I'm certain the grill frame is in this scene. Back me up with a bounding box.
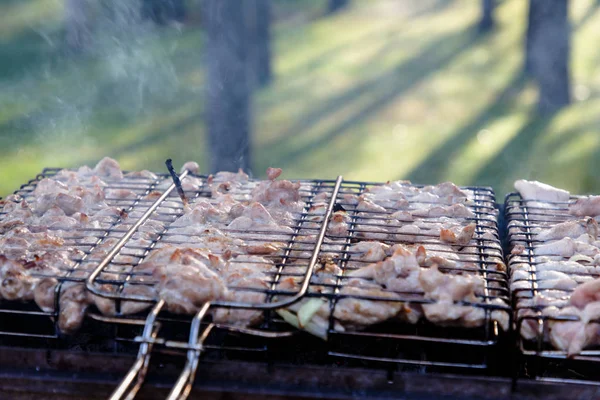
[0,168,171,339]
[297,182,512,371]
[0,166,515,398]
[0,168,344,340]
[504,191,600,382]
[84,171,345,311]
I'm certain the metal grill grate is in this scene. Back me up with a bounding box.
[505,192,600,382]
[1,167,512,399]
[307,182,511,371]
[84,172,342,312]
[0,168,168,338]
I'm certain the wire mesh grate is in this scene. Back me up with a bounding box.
[0,168,169,338]
[295,182,512,371]
[505,192,600,382]
[1,168,509,378]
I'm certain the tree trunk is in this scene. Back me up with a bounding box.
[478,0,495,33]
[203,0,252,173]
[171,0,186,22]
[247,0,273,87]
[141,0,185,24]
[255,0,272,86]
[524,0,535,75]
[328,0,348,14]
[528,0,571,114]
[65,0,92,51]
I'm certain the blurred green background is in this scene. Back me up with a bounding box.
[0,0,599,197]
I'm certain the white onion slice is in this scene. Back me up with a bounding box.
[569,254,594,264]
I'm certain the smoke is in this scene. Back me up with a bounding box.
[89,0,180,114]
[2,0,181,154]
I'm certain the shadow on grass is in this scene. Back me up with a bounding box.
[471,113,556,188]
[0,27,66,81]
[274,0,457,84]
[75,107,204,167]
[408,0,456,19]
[272,27,392,86]
[263,25,485,168]
[404,71,527,184]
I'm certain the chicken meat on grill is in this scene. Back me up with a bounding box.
[0,157,169,332]
[282,244,508,337]
[2,161,505,341]
[514,180,570,203]
[534,217,598,242]
[510,179,600,355]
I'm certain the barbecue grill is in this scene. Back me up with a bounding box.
[505,192,600,383]
[1,166,597,399]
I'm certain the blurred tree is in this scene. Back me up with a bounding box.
[65,0,92,51]
[141,0,185,24]
[328,0,349,14]
[478,0,495,33]
[247,0,273,87]
[203,0,252,172]
[524,0,534,75]
[527,0,570,114]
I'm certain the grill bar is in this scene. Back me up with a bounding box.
[86,174,344,310]
[166,304,213,400]
[310,183,510,370]
[85,170,190,302]
[505,191,600,382]
[109,300,164,400]
[1,167,514,398]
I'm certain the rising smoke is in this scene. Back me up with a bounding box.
[3,0,181,150]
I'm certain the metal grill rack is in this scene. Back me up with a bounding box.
[85,173,342,312]
[505,192,600,382]
[251,182,512,373]
[1,167,512,399]
[77,170,344,399]
[0,168,169,339]
[0,167,343,399]
[102,180,510,399]
[295,181,511,372]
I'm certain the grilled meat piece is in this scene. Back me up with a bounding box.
[569,278,600,309]
[94,157,124,180]
[0,256,35,300]
[440,222,476,245]
[534,236,600,258]
[569,196,600,217]
[535,217,598,241]
[348,241,389,263]
[514,179,570,202]
[546,304,600,356]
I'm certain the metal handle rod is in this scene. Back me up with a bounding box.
[86,170,190,298]
[110,300,165,400]
[87,174,344,311]
[210,175,345,309]
[166,303,214,400]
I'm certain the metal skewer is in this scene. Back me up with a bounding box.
[166,159,188,206]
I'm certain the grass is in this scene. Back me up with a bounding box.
[1,0,600,198]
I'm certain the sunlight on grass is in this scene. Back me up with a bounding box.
[0,0,62,39]
[1,0,600,200]
[447,112,530,186]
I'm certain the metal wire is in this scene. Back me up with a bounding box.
[505,192,600,371]
[85,172,344,310]
[109,300,165,400]
[0,168,168,337]
[2,169,511,397]
[315,182,510,370]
